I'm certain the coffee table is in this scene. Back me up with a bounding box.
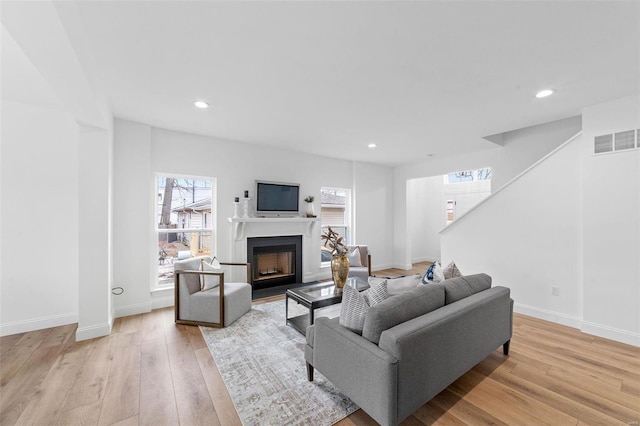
[285,277,369,335]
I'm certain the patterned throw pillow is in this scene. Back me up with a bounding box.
[364,279,388,306]
[347,246,363,267]
[339,285,369,334]
[442,261,463,280]
[422,261,444,284]
[339,280,389,334]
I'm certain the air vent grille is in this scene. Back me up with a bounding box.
[614,130,635,150]
[594,129,638,155]
[594,134,613,153]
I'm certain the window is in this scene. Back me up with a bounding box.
[320,187,351,263]
[156,175,215,287]
[445,167,492,184]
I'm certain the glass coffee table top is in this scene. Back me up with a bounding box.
[285,277,369,334]
[295,277,369,299]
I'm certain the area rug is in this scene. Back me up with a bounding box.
[199,300,358,426]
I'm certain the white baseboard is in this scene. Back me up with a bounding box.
[114,301,152,319]
[410,257,432,264]
[152,294,174,310]
[514,303,639,347]
[514,303,582,329]
[581,321,640,347]
[371,263,394,273]
[76,321,112,341]
[391,263,413,271]
[0,312,78,337]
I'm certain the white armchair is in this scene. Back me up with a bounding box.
[347,245,372,280]
[174,256,251,328]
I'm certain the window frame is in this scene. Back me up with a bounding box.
[319,186,352,266]
[152,173,217,290]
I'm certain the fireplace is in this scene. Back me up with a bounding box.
[247,235,302,290]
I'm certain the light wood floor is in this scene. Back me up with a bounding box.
[1,262,639,425]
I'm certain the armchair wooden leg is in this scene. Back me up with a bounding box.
[503,339,510,355]
[306,363,314,381]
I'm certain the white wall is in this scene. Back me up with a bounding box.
[77,125,113,340]
[440,95,640,346]
[581,95,639,344]
[353,162,395,271]
[1,9,114,339]
[394,116,582,268]
[441,134,584,328]
[0,101,80,335]
[407,176,442,262]
[112,120,395,315]
[408,176,491,263]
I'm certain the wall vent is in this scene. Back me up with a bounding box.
[594,134,613,153]
[594,129,638,155]
[614,130,635,151]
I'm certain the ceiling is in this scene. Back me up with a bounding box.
[6,1,640,166]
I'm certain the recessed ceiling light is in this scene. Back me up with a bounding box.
[368,143,377,148]
[535,89,554,98]
[194,101,210,109]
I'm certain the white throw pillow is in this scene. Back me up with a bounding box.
[432,262,445,283]
[422,261,445,284]
[371,274,422,295]
[347,246,363,267]
[201,259,222,291]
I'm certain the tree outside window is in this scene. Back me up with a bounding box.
[156,175,215,287]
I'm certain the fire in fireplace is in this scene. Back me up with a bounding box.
[247,236,302,290]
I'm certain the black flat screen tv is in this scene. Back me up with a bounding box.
[255,181,300,216]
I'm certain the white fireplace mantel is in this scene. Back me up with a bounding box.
[227,217,321,283]
[228,217,319,241]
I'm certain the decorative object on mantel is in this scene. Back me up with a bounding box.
[322,226,349,290]
[243,190,251,218]
[233,197,241,218]
[304,195,316,218]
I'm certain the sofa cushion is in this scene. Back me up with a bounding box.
[362,284,445,344]
[439,273,492,304]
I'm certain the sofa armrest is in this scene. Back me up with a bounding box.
[313,317,399,426]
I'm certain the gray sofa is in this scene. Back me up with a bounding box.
[305,273,513,426]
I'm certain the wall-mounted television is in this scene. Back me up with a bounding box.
[255,180,300,217]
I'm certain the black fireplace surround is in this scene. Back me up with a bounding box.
[247,235,302,290]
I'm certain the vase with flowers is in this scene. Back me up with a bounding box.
[321,227,349,290]
[304,196,315,218]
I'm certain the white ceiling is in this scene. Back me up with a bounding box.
[10,1,640,166]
